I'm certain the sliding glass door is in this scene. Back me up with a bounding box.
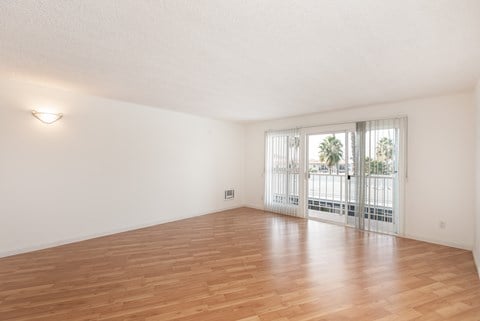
[264,129,301,216]
[264,118,406,235]
[305,126,354,224]
[346,118,406,234]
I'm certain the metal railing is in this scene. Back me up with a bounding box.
[270,173,394,213]
[270,173,394,205]
[308,173,394,208]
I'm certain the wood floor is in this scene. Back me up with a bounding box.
[1,208,479,321]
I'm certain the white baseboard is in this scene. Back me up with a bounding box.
[243,204,265,211]
[474,249,480,279]
[399,233,472,251]
[244,206,473,251]
[0,205,244,259]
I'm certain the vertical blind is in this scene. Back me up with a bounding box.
[264,128,300,216]
[264,117,407,235]
[348,117,407,234]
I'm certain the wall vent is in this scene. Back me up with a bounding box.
[224,189,235,200]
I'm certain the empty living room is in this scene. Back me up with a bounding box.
[2,1,480,320]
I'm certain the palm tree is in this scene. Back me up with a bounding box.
[374,137,394,174]
[365,157,388,175]
[376,137,393,162]
[319,135,344,174]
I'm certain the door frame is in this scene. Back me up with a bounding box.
[299,123,356,221]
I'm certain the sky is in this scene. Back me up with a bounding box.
[308,129,396,163]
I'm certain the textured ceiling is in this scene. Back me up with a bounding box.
[1,1,480,122]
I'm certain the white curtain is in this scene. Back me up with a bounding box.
[264,128,301,217]
[348,117,407,234]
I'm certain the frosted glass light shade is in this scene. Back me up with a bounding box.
[32,110,63,124]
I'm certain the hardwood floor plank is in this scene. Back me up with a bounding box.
[0,208,479,320]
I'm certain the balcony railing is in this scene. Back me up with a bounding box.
[308,173,394,222]
[308,173,393,207]
[271,172,394,222]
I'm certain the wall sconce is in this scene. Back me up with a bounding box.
[32,110,63,124]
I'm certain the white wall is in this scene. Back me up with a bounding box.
[475,79,480,274]
[245,93,475,250]
[0,78,245,257]
[1,76,476,257]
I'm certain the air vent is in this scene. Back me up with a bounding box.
[224,189,235,200]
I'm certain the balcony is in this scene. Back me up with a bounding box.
[271,172,394,223]
[308,173,394,222]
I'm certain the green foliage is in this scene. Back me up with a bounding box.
[318,135,343,173]
[365,157,391,175]
[376,137,393,162]
[366,137,395,175]
[317,135,394,175]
